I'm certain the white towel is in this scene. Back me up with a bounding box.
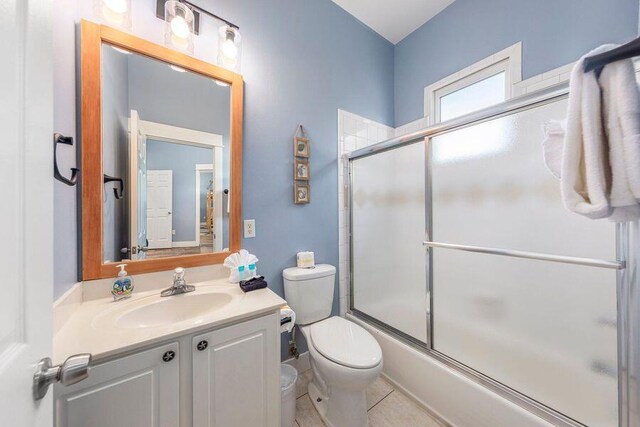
[600,52,640,221]
[556,44,640,221]
[280,306,296,333]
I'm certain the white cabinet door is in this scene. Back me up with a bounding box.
[193,313,280,427]
[55,343,180,427]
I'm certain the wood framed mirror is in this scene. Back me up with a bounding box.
[80,20,243,280]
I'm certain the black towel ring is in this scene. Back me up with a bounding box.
[53,133,79,186]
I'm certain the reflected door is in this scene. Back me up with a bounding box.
[146,170,173,249]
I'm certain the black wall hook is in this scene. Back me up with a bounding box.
[54,133,79,186]
[104,175,124,200]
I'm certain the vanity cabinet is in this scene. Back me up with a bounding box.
[192,314,280,427]
[54,342,180,427]
[54,312,280,427]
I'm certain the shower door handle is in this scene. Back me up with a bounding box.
[423,241,624,270]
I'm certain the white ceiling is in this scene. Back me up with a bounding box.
[332,0,456,44]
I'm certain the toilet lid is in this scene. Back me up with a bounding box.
[310,317,382,369]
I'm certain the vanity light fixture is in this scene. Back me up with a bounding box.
[96,0,131,29]
[164,0,195,53]
[218,25,242,72]
[159,0,242,72]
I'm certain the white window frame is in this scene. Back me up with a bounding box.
[424,42,522,125]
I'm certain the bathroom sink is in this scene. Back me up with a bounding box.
[94,291,236,330]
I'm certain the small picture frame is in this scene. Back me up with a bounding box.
[294,158,310,181]
[294,181,310,204]
[294,137,310,158]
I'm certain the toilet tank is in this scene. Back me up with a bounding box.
[283,264,336,325]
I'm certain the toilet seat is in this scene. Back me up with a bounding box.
[309,317,382,369]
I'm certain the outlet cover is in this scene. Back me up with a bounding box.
[244,219,256,238]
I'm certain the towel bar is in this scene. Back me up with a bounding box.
[423,241,625,270]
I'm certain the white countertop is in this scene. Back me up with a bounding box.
[54,278,286,365]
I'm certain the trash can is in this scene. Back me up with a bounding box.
[281,363,298,427]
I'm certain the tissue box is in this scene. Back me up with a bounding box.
[297,251,315,268]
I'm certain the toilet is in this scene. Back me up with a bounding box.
[283,264,383,427]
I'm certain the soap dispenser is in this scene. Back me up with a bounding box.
[112,264,134,301]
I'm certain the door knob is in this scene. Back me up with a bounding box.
[33,353,91,400]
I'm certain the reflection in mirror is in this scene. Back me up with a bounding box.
[101,43,230,263]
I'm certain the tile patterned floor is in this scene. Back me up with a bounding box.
[294,368,445,427]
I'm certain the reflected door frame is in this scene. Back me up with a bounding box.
[128,109,224,255]
[195,161,223,252]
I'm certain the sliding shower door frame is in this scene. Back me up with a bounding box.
[348,82,635,427]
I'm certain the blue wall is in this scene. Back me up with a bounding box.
[394,0,640,126]
[146,140,213,242]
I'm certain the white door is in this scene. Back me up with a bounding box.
[0,0,54,425]
[54,343,180,427]
[147,170,173,249]
[192,313,281,427]
[128,110,148,259]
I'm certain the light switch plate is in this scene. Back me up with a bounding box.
[244,219,256,238]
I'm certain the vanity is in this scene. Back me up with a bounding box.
[54,276,284,427]
[52,21,283,427]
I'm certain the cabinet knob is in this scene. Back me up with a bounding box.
[162,351,176,362]
[196,340,208,351]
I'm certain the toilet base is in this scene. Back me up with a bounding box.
[308,376,369,427]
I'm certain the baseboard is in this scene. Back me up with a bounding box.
[172,241,198,248]
[283,351,311,373]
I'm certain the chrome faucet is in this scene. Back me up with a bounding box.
[161,267,196,297]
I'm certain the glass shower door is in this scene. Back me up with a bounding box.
[351,141,428,343]
[429,97,618,427]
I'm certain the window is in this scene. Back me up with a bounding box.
[424,43,522,124]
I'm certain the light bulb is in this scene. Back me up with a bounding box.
[221,38,238,60]
[169,65,187,73]
[170,16,190,39]
[102,0,127,14]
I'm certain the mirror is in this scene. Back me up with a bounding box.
[101,43,230,262]
[81,21,243,280]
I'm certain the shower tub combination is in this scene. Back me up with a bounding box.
[346,84,640,427]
